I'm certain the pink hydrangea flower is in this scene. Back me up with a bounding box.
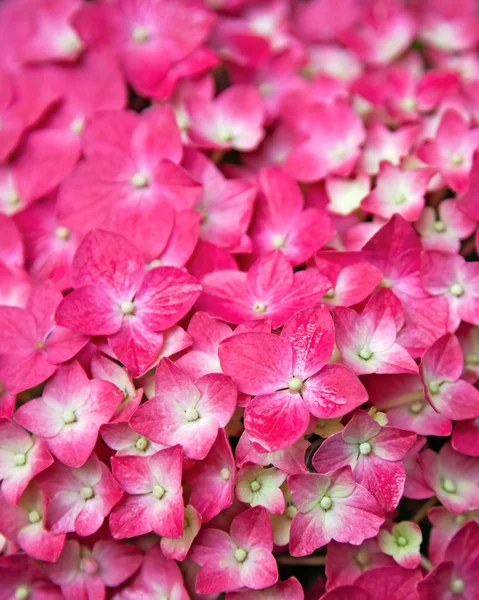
[220,305,367,451]
[235,464,287,514]
[191,506,278,594]
[428,506,479,565]
[288,466,384,556]
[55,229,201,375]
[109,445,184,539]
[15,360,123,468]
[0,417,53,505]
[312,410,416,512]
[0,554,63,600]
[377,521,422,569]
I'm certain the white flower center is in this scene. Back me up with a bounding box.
[250,481,261,492]
[271,234,286,249]
[80,486,94,500]
[234,548,247,562]
[60,32,83,53]
[396,535,408,547]
[28,510,41,523]
[253,301,267,314]
[324,289,335,299]
[355,550,370,567]
[455,514,467,524]
[185,408,199,422]
[56,226,71,240]
[443,479,457,494]
[450,577,465,594]
[131,173,150,188]
[359,442,372,455]
[394,192,407,205]
[63,410,76,424]
[288,377,303,393]
[121,300,135,315]
[15,586,30,600]
[409,400,425,414]
[450,283,464,297]
[286,505,298,518]
[152,485,165,499]
[433,220,446,233]
[147,259,162,270]
[450,153,464,167]
[320,496,332,511]
[131,26,150,43]
[359,348,373,360]
[135,436,149,451]
[220,468,231,481]
[70,118,84,135]
[428,381,440,394]
[400,97,416,112]
[14,453,26,466]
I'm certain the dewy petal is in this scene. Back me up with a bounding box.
[353,454,406,513]
[244,390,310,452]
[219,332,293,395]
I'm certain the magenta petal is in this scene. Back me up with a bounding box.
[108,317,164,376]
[244,390,310,452]
[353,455,406,513]
[240,547,278,589]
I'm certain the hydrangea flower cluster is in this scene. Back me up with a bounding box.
[2,0,479,598]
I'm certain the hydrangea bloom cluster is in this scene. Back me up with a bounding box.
[2,0,479,598]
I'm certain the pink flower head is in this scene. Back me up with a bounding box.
[377,521,422,569]
[312,410,416,512]
[324,174,371,216]
[113,543,189,600]
[359,122,419,175]
[183,149,256,253]
[187,84,265,151]
[418,522,479,599]
[55,229,201,375]
[364,373,452,437]
[0,418,53,505]
[418,1,479,52]
[161,503,202,562]
[421,251,479,331]
[420,443,479,514]
[184,428,236,523]
[37,452,123,536]
[417,109,479,194]
[15,360,123,468]
[283,99,365,182]
[235,464,287,514]
[0,483,65,562]
[428,506,479,565]
[325,538,395,590]
[91,353,143,423]
[131,358,237,460]
[226,577,304,600]
[0,283,88,394]
[73,0,214,96]
[249,166,334,265]
[199,250,330,327]
[14,196,82,292]
[57,107,201,260]
[420,333,479,421]
[236,431,308,475]
[191,506,278,594]
[100,422,165,457]
[415,199,476,253]
[288,466,384,556]
[44,539,143,600]
[361,163,434,222]
[220,305,368,451]
[0,553,63,600]
[333,293,418,376]
[109,445,184,539]
[0,129,78,216]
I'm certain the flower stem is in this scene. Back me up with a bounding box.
[411,497,438,523]
[276,555,326,566]
[420,555,433,572]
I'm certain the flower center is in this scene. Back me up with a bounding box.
[152,485,165,499]
[450,577,465,594]
[380,278,392,288]
[253,301,267,314]
[450,283,464,297]
[442,479,457,494]
[359,442,372,455]
[359,348,373,360]
[320,496,332,511]
[220,468,231,481]
[428,380,440,394]
[250,481,261,492]
[63,410,76,424]
[450,153,464,167]
[131,173,150,188]
[185,408,199,422]
[324,289,335,299]
[80,556,99,575]
[288,377,303,393]
[70,118,85,135]
[394,192,407,205]
[14,453,26,466]
[433,220,446,233]
[234,548,247,562]
[60,32,83,53]
[409,400,425,414]
[131,26,150,43]
[400,96,416,112]
[28,510,41,523]
[271,234,286,249]
[455,514,467,524]
[15,586,30,600]
[396,535,408,547]
[56,226,71,240]
[34,340,45,351]
[147,259,162,270]
[355,550,370,567]
[286,505,298,519]
[121,300,135,315]
[135,436,149,451]
[80,486,94,500]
